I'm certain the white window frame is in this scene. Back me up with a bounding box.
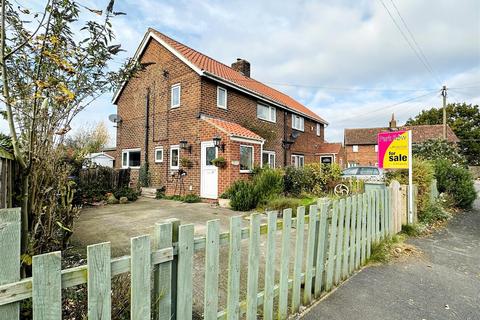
[240,145,254,173]
[292,115,304,131]
[262,151,276,168]
[352,145,359,153]
[171,84,181,108]
[291,154,305,168]
[316,123,321,136]
[121,148,141,169]
[170,145,180,170]
[217,86,227,109]
[154,146,164,163]
[320,155,334,164]
[374,144,378,153]
[257,104,276,123]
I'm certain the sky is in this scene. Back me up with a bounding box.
[4,0,480,144]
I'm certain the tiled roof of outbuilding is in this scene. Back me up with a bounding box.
[202,117,264,141]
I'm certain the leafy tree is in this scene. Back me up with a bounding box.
[0,0,143,257]
[64,122,110,158]
[412,139,467,166]
[406,103,480,165]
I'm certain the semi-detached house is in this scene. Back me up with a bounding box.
[113,28,329,199]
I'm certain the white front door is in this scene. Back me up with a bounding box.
[200,141,218,199]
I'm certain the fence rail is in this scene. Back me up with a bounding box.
[0,185,407,320]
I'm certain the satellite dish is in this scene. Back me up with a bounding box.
[108,114,122,126]
[291,131,300,140]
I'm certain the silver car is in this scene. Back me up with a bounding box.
[341,166,384,181]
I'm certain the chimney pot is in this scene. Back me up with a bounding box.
[231,58,251,77]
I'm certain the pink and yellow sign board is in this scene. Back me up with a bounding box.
[378,130,410,169]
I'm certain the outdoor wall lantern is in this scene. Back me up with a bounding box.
[213,136,225,152]
[179,140,192,153]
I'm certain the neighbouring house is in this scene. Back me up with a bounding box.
[344,114,459,167]
[112,28,329,199]
[316,142,344,167]
[84,151,115,168]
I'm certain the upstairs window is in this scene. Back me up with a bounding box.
[292,115,304,131]
[374,144,378,153]
[257,104,276,123]
[217,86,227,109]
[171,84,181,108]
[352,145,359,153]
[122,149,141,169]
[316,123,321,136]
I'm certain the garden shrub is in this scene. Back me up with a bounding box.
[413,139,467,166]
[263,197,303,215]
[284,163,341,196]
[386,158,434,215]
[252,168,284,202]
[419,201,451,225]
[183,194,201,203]
[113,186,139,202]
[228,180,258,211]
[433,159,476,209]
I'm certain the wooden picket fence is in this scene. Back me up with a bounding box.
[0,186,406,320]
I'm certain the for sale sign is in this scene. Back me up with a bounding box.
[378,130,410,169]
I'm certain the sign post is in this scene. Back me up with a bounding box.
[378,130,413,224]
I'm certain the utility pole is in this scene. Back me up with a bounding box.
[442,85,447,139]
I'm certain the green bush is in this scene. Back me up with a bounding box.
[229,180,258,211]
[386,158,434,215]
[155,186,166,199]
[262,197,317,216]
[419,202,451,225]
[413,139,468,166]
[284,163,341,196]
[183,194,201,203]
[113,187,139,202]
[252,168,284,202]
[433,159,476,209]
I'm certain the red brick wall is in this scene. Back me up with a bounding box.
[115,37,327,198]
[345,144,379,166]
[200,78,325,167]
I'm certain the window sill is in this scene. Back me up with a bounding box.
[257,117,276,124]
[122,166,140,170]
[240,170,252,174]
[155,160,164,163]
[217,105,227,110]
[292,128,304,132]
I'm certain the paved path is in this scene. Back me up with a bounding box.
[302,182,480,320]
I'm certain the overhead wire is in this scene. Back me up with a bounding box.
[378,0,442,86]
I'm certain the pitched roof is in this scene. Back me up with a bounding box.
[114,28,326,124]
[344,124,459,145]
[202,116,264,141]
[318,142,343,154]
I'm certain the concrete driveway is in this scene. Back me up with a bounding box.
[71,197,247,256]
[301,182,480,320]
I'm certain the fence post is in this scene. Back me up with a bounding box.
[246,214,260,320]
[304,205,317,305]
[167,218,180,320]
[227,216,242,320]
[176,224,194,320]
[264,212,278,319]
[33,251,62,320]
[154,221,173,320]
[334,199,345,285]
[292,206,305,312]
[278,209,292,320]
[0,208,21,320]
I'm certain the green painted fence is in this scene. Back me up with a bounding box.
[0,186,405,320]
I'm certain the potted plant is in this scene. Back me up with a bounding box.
[211,157,227,168]
[180,157,193,169]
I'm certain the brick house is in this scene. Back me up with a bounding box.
[112,28,328,199]
[344,115,459,167]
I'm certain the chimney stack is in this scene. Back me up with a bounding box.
[389,113,397,130]
[231,58,250,77]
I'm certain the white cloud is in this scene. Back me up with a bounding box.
[1,0,479,145]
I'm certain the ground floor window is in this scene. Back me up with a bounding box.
[155,147,164,163]
[262,151,275,168]
[320,155,333,165]
[121,148,141,168]
[348,162,358,168]
[291,154,304,168]
[240,145,254,172]
[170,145,180,170]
